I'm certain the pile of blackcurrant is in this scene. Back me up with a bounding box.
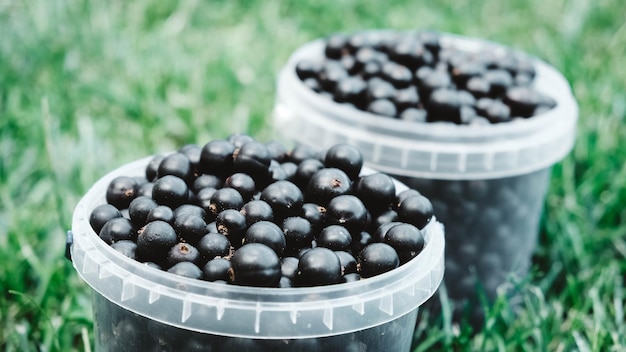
[90,134,434,288]
[295,30,556,124]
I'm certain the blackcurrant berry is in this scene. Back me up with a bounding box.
[317,225,352,251]
[202,258,231,282]
[128,196,158,227]
[229,243,281,287]
[260,180,304,220]
[106,176,139,209]
[157,152,194,184]
[99,217,135,244]
[152,175,189,209]
[197,232,231,262]
[324,144,363,180]
[242,221,286,256]
[137,220,178,264]
[326,195,368,235]
[167,242,201,267]
[167,261,203,279]
[359,243,399,278]
[199,140,236,176]
[297,247,342,287]
[90,204,122,234]
[397,195,433,229]
[306,168,352,205]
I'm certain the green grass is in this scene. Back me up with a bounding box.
[1,0,625,350]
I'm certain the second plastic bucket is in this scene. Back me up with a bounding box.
[70,156,445,351]
[273,31,578,324]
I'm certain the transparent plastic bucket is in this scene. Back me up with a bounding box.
[273,31,578,324]
[70,156,445,351]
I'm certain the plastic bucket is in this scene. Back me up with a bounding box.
[70,156,445,351]
[273,31,578,324]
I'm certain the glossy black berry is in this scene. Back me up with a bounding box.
[335,251,357,274]
[268,160,288,182]
[209,188,244,216]
[227,133,255,148]
[167,261,203,279]
[342,273,361,283]
[353,231,374,253]
[229,243,281,287]
[392,86,420,111]
[224,173,256,201]
[426,88,464,124]
[381,62,412,88]
[326,195,368,235]
[317,225,352,251]
[366,78,396,102]
[145,154,164,182]
[476,98,512,124]
[504,86,547,117]
[192,187,217,213]
[233,141,271,180]
[371,209,399,232]
[391,39,433,70]
[137,220,178,263]
[199,140,236,176]
[373,221,403,242]
[178,144,202,170]
[106,176,139,209]
[297,247,342,287]
[294,158,325,188]
[300,203,326,231]
[280,256,300,280]
[192,174,223,193]
[287,143,320,164]
[354,173,396,214]
[334,76,367,108]
[465,76,491,99]
[99,217,135,244]
[174,204,208,221]
[400,107,427,122]
[325,33,349,59]
[384,223,425,264]
[128,196,158,227]
[243,221,286,256]
[324,144,363,180]
[110,240,137,259]
[146,205,174,225]
[152,175,189,209]
[306,168,352,205]
[265,141,288,162]
[240,199,274,227]
[173,213,207,244]
[367,98,397,117]
[216,209,248,244]
[202,258,231,282]
[260,180,304,220]
[137,182,154,198]
[397,195,434,229]
[167,242,201,267]
[282,216,313,254]
[157,152,194,184]
[359,243,400,278]
[197,232,231,262]
[90,204,122,234]
[484,69,514,97]
[295,59,322,80]
[319,61,348,92]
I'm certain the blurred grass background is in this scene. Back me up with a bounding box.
[1,0,625,350]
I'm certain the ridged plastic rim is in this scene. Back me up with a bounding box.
[71,156,445,338]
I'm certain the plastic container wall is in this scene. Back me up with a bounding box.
[71,156,445,351]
